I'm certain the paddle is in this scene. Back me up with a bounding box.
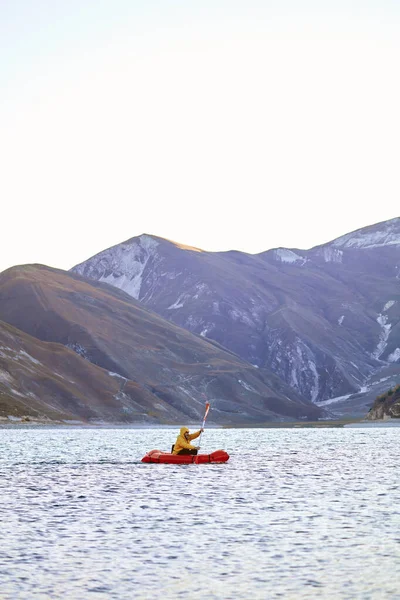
[197,401,210,451]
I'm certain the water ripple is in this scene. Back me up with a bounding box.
[1,428,400,599]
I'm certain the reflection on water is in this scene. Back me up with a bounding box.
[1,427,400,599]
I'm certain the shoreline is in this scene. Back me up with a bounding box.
[2,418,399,430]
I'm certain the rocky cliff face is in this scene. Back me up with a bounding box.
[0,265,323,424]
[72,218,400,412]
[366,384,400,420]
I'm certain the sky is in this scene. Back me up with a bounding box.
[1,0,399,273]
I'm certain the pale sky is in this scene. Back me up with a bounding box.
[1,1,399,273]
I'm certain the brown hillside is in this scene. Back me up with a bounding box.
[0,265,323,424]
[0,320,185,423]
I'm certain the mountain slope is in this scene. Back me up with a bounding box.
[71,218,400,413]
[0,319,177,423]
[0,265,322,423]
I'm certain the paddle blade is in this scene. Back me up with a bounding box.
[201,402,210,429]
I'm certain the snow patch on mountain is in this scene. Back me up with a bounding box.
[185,315,205,330]
[229,308,255,327]
[99,237,159,299]
[274,249,306,264]
[307,360,320,402]
[281,338,320,402]
[349,362,365,383]
[9,388,25,397]
[167,284,210,310]
[108,371,127,380]
[167,296,186,310]
[73,235,160,300]
[140,235,159,253]
[193,283,209,299]
[383,300,396,312]
[200,324,214,338]
[0,369,14,384]
[0,346,12,357]
[317,247,343,263]
[331,218,400,249]
[238,379,257,393]
[19,350,41,365]
[212,301,220,315]
[67,342,89,360]
[325,248,343,263]
[319,392,352,407]
[372,314,391,359]
[101,272,142,299]
[162,271,183,279]
[0,347,41,369]
[388,348,400,363]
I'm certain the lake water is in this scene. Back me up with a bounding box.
[1,427,400,599]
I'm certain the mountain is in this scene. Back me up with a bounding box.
[0,265,322,424]
[72,217,400,416]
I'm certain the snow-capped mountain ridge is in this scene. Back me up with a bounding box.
[328,217,400,250]
[71,218,400,414]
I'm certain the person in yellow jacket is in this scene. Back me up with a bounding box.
[172,426,203,455]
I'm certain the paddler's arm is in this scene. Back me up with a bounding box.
[188,429,203,441]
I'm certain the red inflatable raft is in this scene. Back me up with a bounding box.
[141,449,229,464]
